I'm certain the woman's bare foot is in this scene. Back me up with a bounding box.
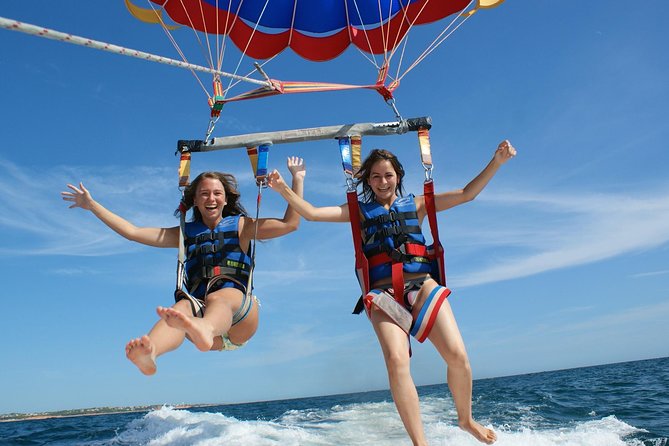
[156,306,213,352]
[125,335,157,376]
[459,419,497,444]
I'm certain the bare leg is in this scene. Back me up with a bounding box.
[157,288,241,351]
[427,299,497,444]
[370,308,428,446]
[125,335,157,375]
[125,299,191,375]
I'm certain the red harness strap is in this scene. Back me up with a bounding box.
[423,179,446,285]
[367,243,429,268]
[346,189,370,295]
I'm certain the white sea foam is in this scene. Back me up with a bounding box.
[112,403,650,446]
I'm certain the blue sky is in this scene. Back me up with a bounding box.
[1,1,668,414]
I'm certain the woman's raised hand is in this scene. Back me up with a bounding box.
[62,182,94,210]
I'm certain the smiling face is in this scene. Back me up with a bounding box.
[367,159,399,206]
[357,149,405,205]
[193,177,227,227]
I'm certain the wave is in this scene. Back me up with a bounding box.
[99,401,662,446]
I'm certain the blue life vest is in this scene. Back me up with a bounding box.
[183,215,252,298]
[359,194,432,284]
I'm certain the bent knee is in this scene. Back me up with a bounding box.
[447,349,471,370]
[383,350,411,374]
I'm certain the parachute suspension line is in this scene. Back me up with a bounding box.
[245,144,271,302]
[218,0,245,77]
[345,0,381,68]
[380,0,457,86]
[215,0,221,71]
[172,0,216,72]
[219,54,281,103]
[143,0,210,97]
[393,29,411,85]
[375,0,390,64]
[387,0,431,84]
[194,0,219,72]
[380,0,402,68]
[212,0,249,100]
[398,0,476,82]
[351,0,382,70]
[224,0,274,99]
[172,0,221,118]
[350,0,402,104]
[214,0,234,73]
[287,0,299,48]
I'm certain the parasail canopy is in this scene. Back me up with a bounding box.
[143,0,473,61]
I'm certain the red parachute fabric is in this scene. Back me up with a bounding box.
[149,0,470,61]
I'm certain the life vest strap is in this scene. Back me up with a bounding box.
[198,263,251,281]
[362,210,418,227]
[187,241,243,260]
[185,230,238,247]
[374,224,421,238]
[367,243,430,267]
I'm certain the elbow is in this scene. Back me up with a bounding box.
[460,187,480,204]
[284,218,300,233]
[462,193,476,204]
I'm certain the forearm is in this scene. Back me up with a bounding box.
[275,181,322,221]
[87,200,176,247]
[281,176,305,229]
[461,157,503,202]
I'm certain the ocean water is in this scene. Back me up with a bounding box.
[3,357,667,445]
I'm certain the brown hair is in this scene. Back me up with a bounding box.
[183,172,247,221]
[355,149,406,203]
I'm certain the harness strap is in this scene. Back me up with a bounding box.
[339,136,370,296]
[419,126,446,285]
[367,243,430,267]
[391,262,404,307]
[175,149,192,296]
[362,210,418,227]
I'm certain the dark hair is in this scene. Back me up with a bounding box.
[355,149,406,202]
[183,172,247,221]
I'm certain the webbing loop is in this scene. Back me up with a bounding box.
[417,127,433,182]
[178,151,191,188]
[338,136,362,192]
[246,144,271,187]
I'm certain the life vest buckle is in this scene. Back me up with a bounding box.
[380,225,402,237]
[389,248,404,262]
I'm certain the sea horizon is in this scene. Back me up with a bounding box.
[4,355,666,422]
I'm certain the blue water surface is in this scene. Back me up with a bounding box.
[2,357,667,445]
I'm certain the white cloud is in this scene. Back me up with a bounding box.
[0,157,175,257]
[631,269,669,278]
[4,156,669,293]
[451,188,669,287]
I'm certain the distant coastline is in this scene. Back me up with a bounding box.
[0,403,219,423]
